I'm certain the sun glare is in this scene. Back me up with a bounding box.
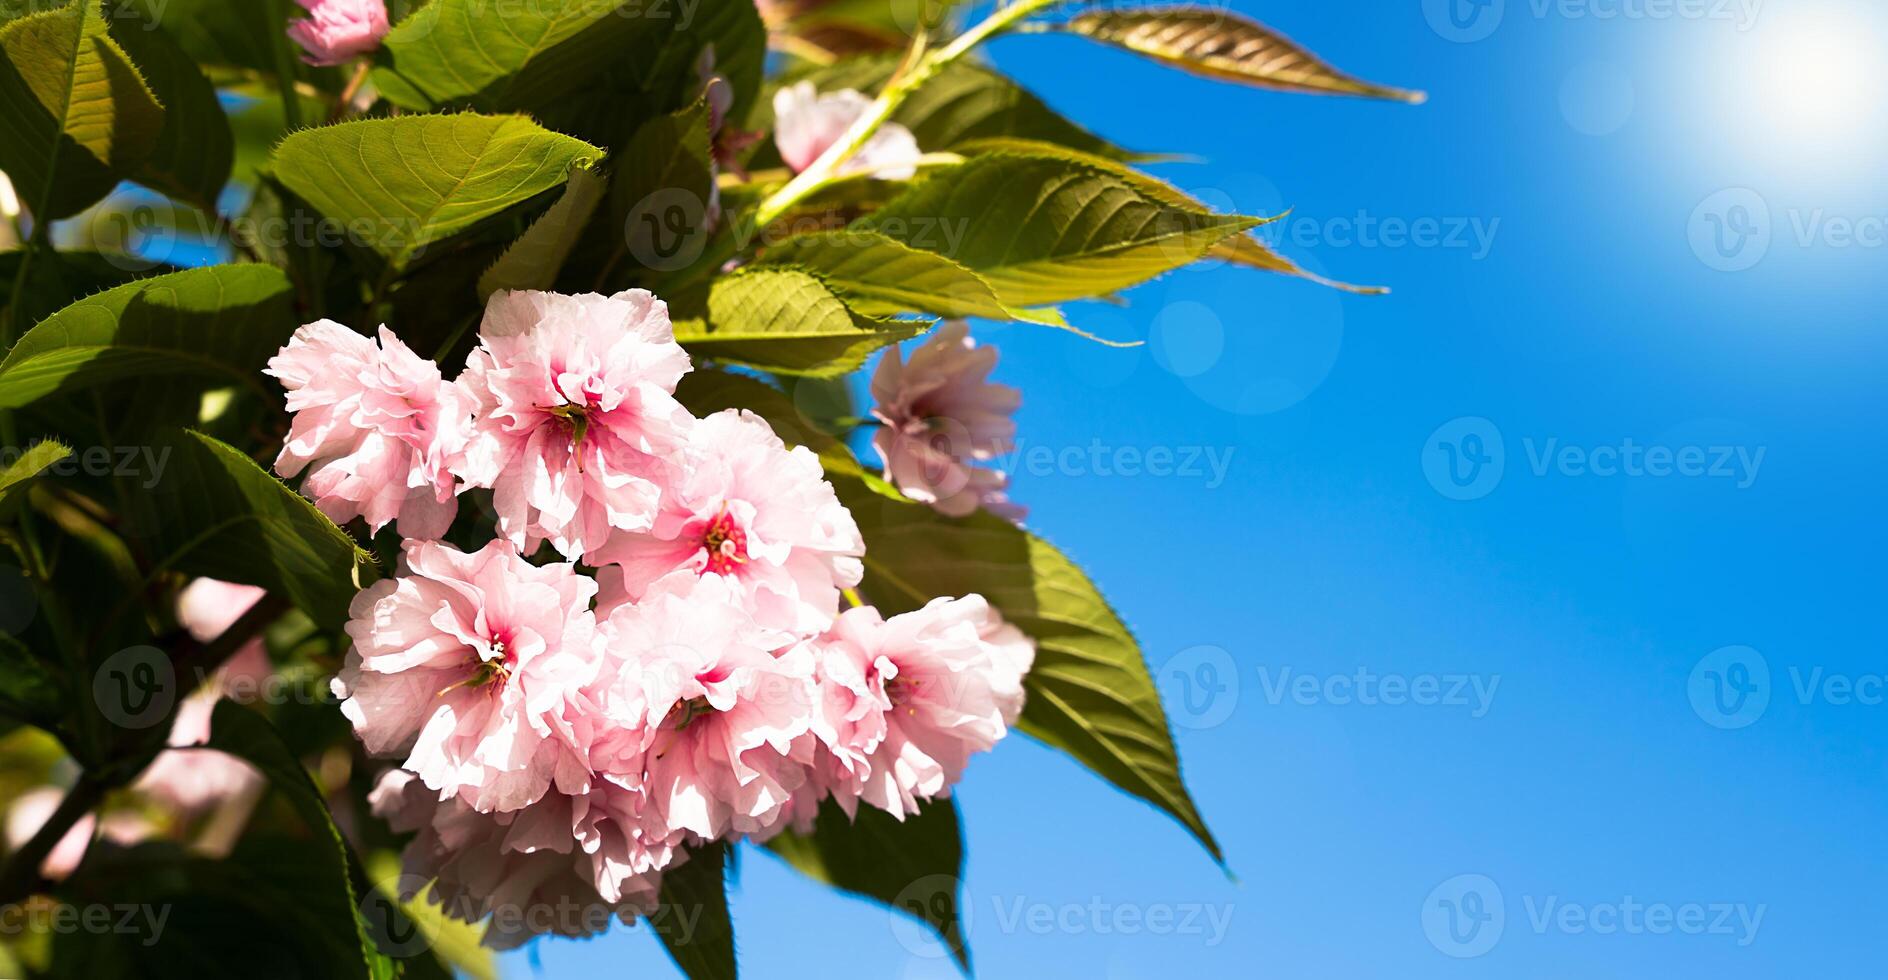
[1750,9,1882,149]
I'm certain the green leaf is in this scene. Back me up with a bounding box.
[1206,230,1387,294]
[0,263,294,410]
[650,842,735,980]
[478,164,608,301]
[0,439,68,508]
[0,248,157,323]
[649,0,767,128]
[364,851,497,980]
[48,841,373,980]
[109,11,234,211]
[760,231,1009,320]
[1052,7,1425,103]
[374,0,763,133]
[760,231,1078,333]
[854,152,1260,307]
[271,114,604,268]
[952,137,1383,294]
[124,429,372,626]
[839,488,1223,863]
[772,56,1132,160]
[767,797,969,969]
[0,631,61,726]
[0,0,165,219]
[203,702,391,979]
[374,0,652,112]
[612,97,716,276]
[672,266,928,377]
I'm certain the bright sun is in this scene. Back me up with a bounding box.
[1751,9,1881,147]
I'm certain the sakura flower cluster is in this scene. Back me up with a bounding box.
[269,289,1033,945]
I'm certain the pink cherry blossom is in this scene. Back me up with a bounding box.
[134,695,270,828]
[135,579,269,819]
[268,320,472,539]
[5,788,95,881]
[174,578,270,645]
[589,409,864,636]
[5,788,152,881]
[334,539,601,813]
[369,770,658,948]
[456,289,695,560]
[134,652,270,818]
[821,596,1033,818]
[773,81,923,180]
[871,321,1025,520]
[796,608,893,817]
[596,572,814,841]
[286,0,391,67]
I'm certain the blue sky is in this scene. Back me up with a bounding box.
[509,0,1888,976]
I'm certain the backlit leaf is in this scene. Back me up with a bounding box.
[0,0,165,219]
[672,266,928,376]
[1053,6,1425,103]
[0,264,294,410]
[855,152,1260,306]
[271,114,603,268]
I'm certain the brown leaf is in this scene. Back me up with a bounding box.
[1056,6,1426,103]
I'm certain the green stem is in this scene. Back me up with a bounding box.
[271,11,306,133]
[754,0,1059,228]
[331,60,372,123]
[660,0,1059,295]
